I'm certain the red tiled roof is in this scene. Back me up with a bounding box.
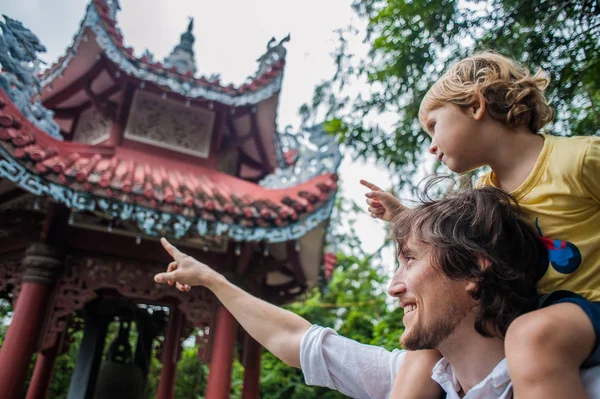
[0,91,337,228]
[39,0,286,98]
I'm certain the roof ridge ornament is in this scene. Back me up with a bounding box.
[260,124,341,189]
[255,34,290,77]
[163,16,197,75]
[141,49,154,62]
[40,5,287,105]
[0,15,62,139]
[104,0,121,21]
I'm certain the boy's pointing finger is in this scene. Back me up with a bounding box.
[360,179,383,192]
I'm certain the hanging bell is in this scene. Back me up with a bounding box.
[93,319,145,399]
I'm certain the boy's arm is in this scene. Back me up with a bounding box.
[390,350,444,399]
[360,179,406,221]
[154,238,311,368]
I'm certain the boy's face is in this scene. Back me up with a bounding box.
[421,103,492,173]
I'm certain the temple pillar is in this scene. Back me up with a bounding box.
[0,244,62,399]
[205,306,238,399]
[157,306,184,399]
[241,334,262,399]
[26,331,64,399]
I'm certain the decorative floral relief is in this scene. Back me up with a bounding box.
[73,107,111,144]
[125,90,214,158]
[41,254,215,351]
[0,255,22,296]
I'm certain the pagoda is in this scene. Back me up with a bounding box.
[0,1,341,398]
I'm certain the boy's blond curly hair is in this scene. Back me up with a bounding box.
[419,52,555,133]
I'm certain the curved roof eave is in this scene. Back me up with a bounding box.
[39,1,286,107]
[0,89,339,243]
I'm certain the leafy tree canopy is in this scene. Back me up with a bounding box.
[302,0,600,189]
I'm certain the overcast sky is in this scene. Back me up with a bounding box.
[2,0,395,268]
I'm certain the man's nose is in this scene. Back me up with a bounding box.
[387,277,406,297]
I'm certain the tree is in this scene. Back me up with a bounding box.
[303,0,600,190]
[0,299,12,347]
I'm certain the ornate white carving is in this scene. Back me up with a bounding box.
[0,146,336,243]
[256,35,290,76]
[261,125,342,189]
[124,90,214,158]
[0,16,62,139]
[73,106,111,144]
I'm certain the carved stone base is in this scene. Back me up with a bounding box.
[22,243,63,285]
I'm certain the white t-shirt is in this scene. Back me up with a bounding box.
[300,325,600,399]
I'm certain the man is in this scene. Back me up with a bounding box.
[154,184,600,398]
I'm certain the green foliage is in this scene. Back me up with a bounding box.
[304,0,600,190]
[43,329,83,398]
[0,299,12,347]
[174,346,209,399]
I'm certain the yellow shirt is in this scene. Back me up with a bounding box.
[478,134,600,301]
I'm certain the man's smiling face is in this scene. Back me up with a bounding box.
[388,235,475,350]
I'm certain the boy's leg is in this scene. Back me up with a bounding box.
[505,302,596,399]
[390,349,443,399]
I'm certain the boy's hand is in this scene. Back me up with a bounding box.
[154,238,221,292]
[360,179,405,222]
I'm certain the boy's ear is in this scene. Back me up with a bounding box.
[471,98,486,121]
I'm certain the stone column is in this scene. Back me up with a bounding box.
[157,306,184,399]
[205,306,238,399]
[0,244,62,399]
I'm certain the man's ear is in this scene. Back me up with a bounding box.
[476,254,491,271]
[471,98,486,121]
[466,255,491,293]
[465,280,478,293]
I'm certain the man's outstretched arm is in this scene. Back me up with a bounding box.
[154,238,311,368]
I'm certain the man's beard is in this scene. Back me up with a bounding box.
[401,304,467,350]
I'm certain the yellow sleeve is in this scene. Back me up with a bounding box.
[475,170,493,189]
[582,138,600,203]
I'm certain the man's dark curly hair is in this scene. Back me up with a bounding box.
[392,177,548,338]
